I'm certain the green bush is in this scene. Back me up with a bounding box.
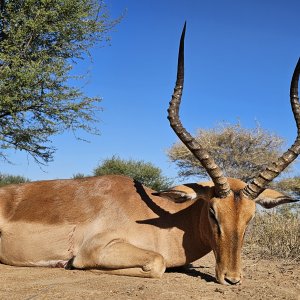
[72,173,86,179]
[0,173,30,187]
[93,156,173,191]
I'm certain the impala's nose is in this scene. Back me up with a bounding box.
[225,276,241,285]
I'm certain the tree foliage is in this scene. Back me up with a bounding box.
[0,173,29,186]
[275,176,300,197]
[167,122,286,182]
[72,173,86,179]
[0,0,119,163]
[93,156,173,191]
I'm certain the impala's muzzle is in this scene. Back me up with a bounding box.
[224,276,241,285]
[215,264,242,285]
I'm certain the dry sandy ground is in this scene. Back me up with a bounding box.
[1,253,299,300]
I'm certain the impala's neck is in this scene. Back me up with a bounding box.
[193,200,213,258]
[139,186,214,267]
[166,199,213,266]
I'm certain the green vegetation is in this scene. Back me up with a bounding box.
[93,156,173,191]
[72,173,86,179]
[0,0,119,163]
[0,173,29,187]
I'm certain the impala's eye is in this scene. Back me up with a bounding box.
[209,207,217,222]
[209,207,221,234]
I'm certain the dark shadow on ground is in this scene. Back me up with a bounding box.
[166,264,217,283]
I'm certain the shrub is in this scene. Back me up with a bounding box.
[0,173,30,187]
[72,173,86,179]
[93,156,173,191]
[244,209,300,261]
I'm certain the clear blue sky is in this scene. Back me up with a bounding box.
[2,0,300,183]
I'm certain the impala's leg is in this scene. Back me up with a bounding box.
[68,236,166,278]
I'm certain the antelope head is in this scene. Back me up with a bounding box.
[165,23,300,285]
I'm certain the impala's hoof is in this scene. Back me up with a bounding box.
[65,257,75,270]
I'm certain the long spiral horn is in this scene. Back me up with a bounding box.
[168,23,231,198]
[243,58,300,199]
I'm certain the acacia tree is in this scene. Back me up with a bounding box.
[94,156,173,191]
[275,177,300,197]
[0,0,118,163]
[167,122,287,182]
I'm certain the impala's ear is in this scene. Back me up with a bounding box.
[153,189,197,203]
[254,189,299,209]
[153,183,213,203]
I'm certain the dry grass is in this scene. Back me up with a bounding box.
[244,208,300,261]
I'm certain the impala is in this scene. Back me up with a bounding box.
[0,24,299,285]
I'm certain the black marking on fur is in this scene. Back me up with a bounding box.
[65,257,75,270]
[234,191,243,203]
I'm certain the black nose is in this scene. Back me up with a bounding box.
[225,277,240,285]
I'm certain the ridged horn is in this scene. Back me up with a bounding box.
[168,23,231,198]
[243,58,300,199]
